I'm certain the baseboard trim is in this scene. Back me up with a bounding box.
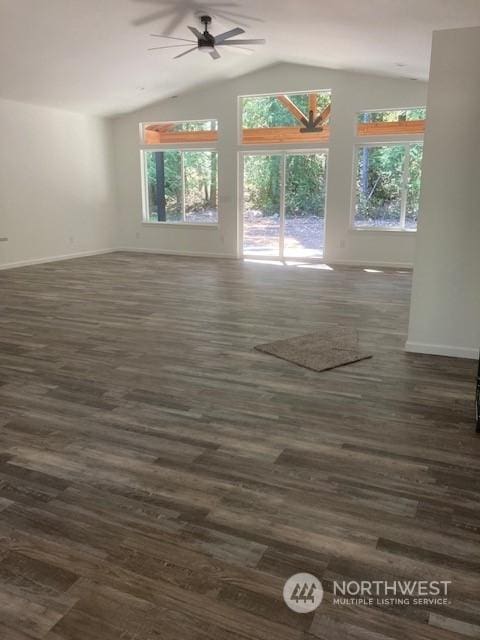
[324,258,413,269]
[0,248,115,271]
[405,341,479,360]
[117,247,235,259]
[119,249,412,268]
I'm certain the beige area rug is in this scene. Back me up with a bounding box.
[254,326,372,372]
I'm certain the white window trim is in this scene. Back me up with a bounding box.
[349,139,423,232]
[140,146,219,226]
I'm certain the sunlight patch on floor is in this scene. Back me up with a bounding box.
[244,259,334,270]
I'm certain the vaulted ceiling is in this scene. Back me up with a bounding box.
[1,0,480,115]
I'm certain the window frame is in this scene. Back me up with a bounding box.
[140,146,219,227]
[350,139,424,233]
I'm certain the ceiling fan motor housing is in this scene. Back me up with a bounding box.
[198,15,215,50]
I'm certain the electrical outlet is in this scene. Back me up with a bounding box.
[69,236,74,245]
[135,232,140,239]
[339,239,346,249]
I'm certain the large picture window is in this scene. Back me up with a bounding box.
[143,150,218,224]
[353,143,423,230]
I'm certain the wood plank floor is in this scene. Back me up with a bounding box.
[0,252,479,639]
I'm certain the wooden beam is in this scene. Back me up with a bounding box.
[357,120,425,136]
[308,93,317,117]
[145,122,175,133]
[143,122,176,143]
[144,130,219,144]
[242,126,330,145]
[158,130,218,143]
[144,129,162,144]
[315,104,331,127]
[276,95,308,126]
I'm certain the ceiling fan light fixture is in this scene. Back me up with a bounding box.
[198,44,216,53]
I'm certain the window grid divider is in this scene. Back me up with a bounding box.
[399,143,411,230]
[181,151,186,222]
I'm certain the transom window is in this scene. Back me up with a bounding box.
[353,142,423,231]
[357,108,426,137]
[141,119,218,145]
[241,91,331,145]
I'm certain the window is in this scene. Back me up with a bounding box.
[353,143,423,230]
[357,108,426,137]
[140,117,218,225]
[241,91,331,144]
[143,150,218,224]
[142,119,218,145]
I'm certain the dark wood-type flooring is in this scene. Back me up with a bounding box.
[0,252,479,639]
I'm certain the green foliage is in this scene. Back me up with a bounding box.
[356,146,404,222]
[358,108,426,123]
[406,143,423,225]
[172,119,217,132]
[242,92,331,129]
[146,150,217,222]
[243,153,327,217]
[355,143,423,226]
[244,155,281,215]
[285,155,326,216]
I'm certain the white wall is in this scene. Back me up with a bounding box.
[112,62,427,266]
[406,27,480,360]
[0,98,116,269]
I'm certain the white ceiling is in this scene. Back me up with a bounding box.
[1,0,480,116]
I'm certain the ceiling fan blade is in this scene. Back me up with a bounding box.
[225,45,253,55]
[218,38,266,45]
[148,44,195,50]
[132,8,175,27]
[160,12,186,37]
[210,49,221,60]
[188,26,203,39]
[150,34,196,43]
[214,27,245,43]
[173,46,198,59]
[213,8,264,23]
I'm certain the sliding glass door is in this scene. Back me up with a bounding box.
[242,151,327,258]
[242,154,282,256]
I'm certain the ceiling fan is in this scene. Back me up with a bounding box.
[149,14,266,60]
